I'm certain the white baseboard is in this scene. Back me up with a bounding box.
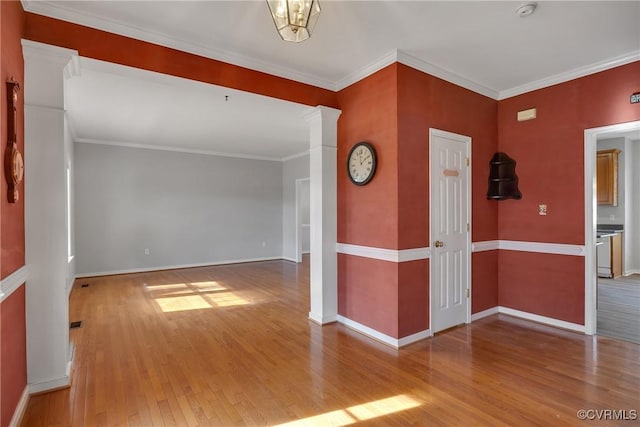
[471,306,499,321]
[308,312,337,325]
[498,306,585,333]
[281,256,298,263]
[8,386,29,427]
[28,374,70,394]
[624,269,640,276]
[75,256,283,278]
[337,315,430,349]
[397,328,432,347]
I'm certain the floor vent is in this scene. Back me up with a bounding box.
[69,321,83,329]
[81,284,90,288]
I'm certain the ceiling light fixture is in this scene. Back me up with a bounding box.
[516,3,537,17]
[267,0,321,43]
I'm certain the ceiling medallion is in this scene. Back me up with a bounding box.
[267,0,321,43]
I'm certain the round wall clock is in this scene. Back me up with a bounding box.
[347,142,377,185]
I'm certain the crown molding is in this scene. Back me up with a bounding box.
[498,50,640,100]
[335,50,399,91]
[281,150,310,162]
[335,49,499,99]
[396,50,499,100]
[23,1,639,103]
[75,138,287,162]
[21,0,336,91]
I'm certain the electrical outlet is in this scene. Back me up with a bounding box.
[144,248,150,255]
[609,214,615,220]
[538,204,547,216]
[262,241,266,248]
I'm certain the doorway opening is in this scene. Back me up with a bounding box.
[584,120,640,340]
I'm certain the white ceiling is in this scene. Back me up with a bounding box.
[66,58,311,160]
[27,1,640,159]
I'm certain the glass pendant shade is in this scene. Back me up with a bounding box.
[267,0,321,43]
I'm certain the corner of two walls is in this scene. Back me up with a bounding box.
[336,63,500,340]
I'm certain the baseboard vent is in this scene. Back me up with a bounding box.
[81,283,89,288]
[69,321,83,329]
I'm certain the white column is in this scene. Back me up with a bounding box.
[303,106,341,324]
[22,40,79,393]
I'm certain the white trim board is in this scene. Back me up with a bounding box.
[75,256,283,278]
[1,265,30,302]
[75,138,286,163]
[337,315,430,349]
[498,307,585,333]
[8,386,29,427]
[498,51,640,100]
[338,306,584,350]
[28,375,70,395]
[336,243,430,262]
[337,240,585,262]
[498,240,585,256]
[470,306,585,333]
[471,306,499,321]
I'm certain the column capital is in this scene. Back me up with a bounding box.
[302,105,341,124]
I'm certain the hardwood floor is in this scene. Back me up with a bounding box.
[22,258,640,426]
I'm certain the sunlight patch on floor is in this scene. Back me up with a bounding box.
[147,281,252,312]
[155,295,212,312]
[190,280,227,291]
[203,292,251,307]
[273,394,422,426]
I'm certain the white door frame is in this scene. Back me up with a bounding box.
[429,128,472,333]
[295,177,310,263]
[583,120,640,335]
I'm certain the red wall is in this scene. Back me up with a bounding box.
[396,65,499,334]
[0,2,28,426]
[1,1,25,278]
[497,62,640,323]
[337,63,499,338]
[337,64,399,248]
[336,65,401,336]
[0,288,26,427]
[397,64,499,247]
[24,13,338,110]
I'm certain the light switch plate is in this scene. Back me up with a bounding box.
[539,204,547,215]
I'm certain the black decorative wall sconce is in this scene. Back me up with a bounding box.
[487,152,522,200]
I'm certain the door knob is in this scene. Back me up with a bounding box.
[434,240,444,248]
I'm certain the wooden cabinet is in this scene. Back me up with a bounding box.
[597,232,623,278]
[610,232,623,278]
[596,149,620,205]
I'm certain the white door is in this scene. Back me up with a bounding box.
[430,129,471,333]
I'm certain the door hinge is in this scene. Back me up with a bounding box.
[466,157,469,167]
[466,223,469,232]
[466,288,470,298]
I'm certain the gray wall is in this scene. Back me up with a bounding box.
[282,154,310,261]
[74,143,283,275]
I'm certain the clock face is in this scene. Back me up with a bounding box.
[348,142,376,185]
